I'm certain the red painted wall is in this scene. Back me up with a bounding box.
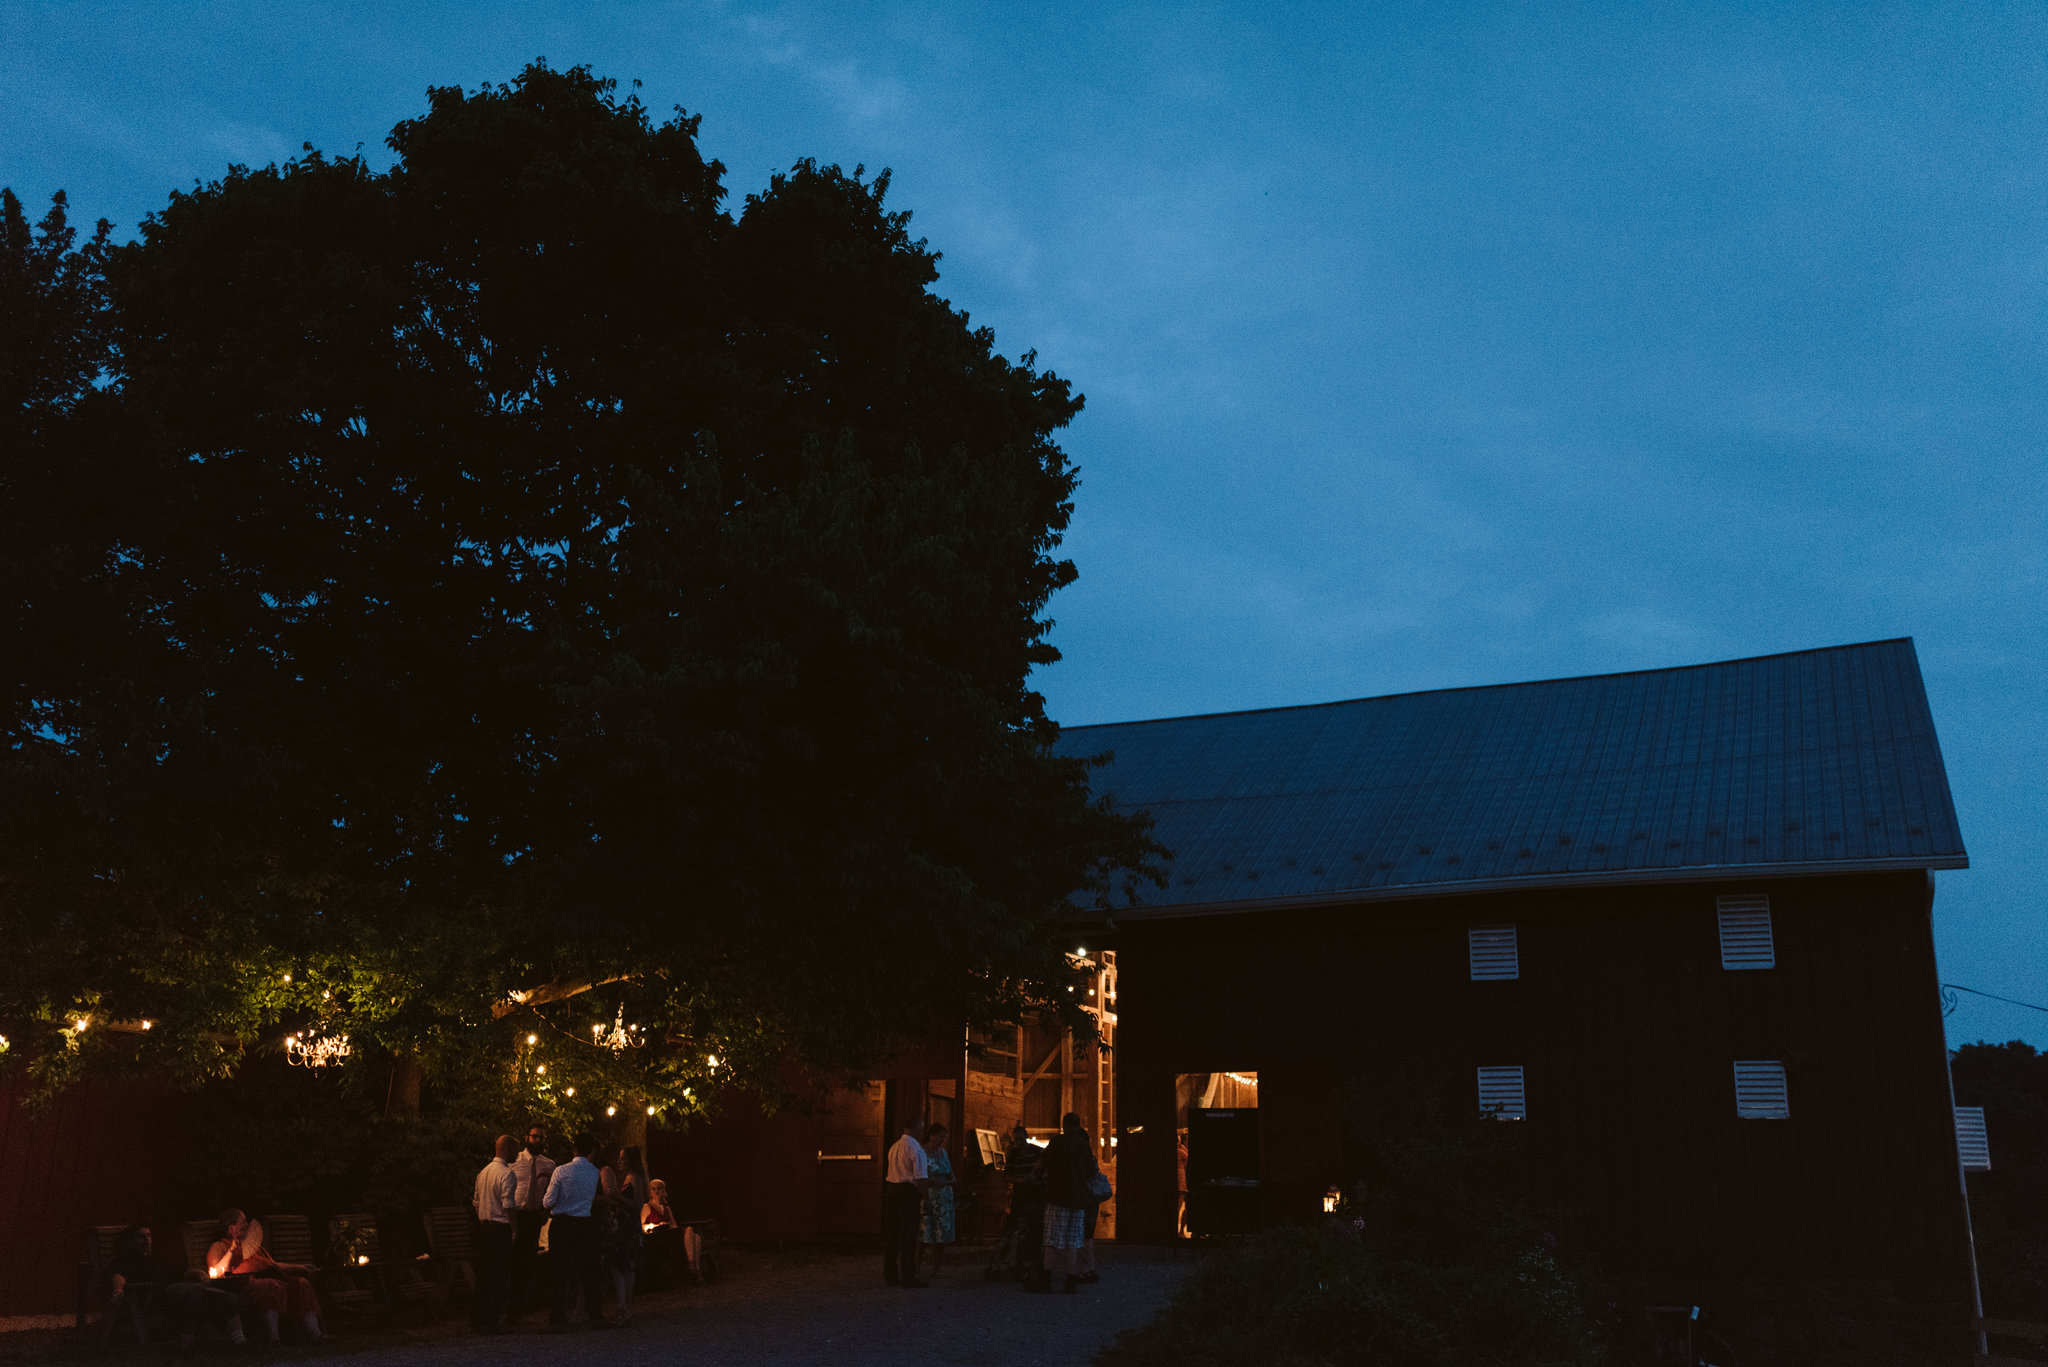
[0,1072,185,1315]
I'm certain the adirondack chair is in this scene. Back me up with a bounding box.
[74,1225,130,1337]
[329,1214,437,1320]
[177,1220,218,1277]
[266,1214,372,1318]
[421,1206,479,1309]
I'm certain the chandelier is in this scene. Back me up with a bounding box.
[591,1004,641,1053]
[285,1030,352,1068]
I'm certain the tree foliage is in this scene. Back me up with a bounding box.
[0,63,1158,1127]
[1952,1040,2048,1319]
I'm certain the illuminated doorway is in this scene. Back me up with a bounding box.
[1176,1071,1258,1237]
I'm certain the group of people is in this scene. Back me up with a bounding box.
[470,1122,704,1333]
[883,1111,1108,1295]
[100,1210,327,1349]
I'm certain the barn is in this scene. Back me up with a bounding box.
[1070,637,1978,1355]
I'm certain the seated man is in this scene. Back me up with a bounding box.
[105,1224,165,1343]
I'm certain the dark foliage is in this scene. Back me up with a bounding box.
[1952,1040,2048,1321]
[1099,1084,1634,1367]
[0,62,1160,1128]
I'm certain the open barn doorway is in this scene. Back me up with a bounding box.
[1177,1071,1259,1236]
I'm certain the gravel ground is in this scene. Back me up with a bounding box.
[344,1246,1189,1367]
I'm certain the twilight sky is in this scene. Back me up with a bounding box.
[5,2,2044,1046]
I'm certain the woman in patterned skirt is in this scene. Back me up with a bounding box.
[918,1123,957,1280]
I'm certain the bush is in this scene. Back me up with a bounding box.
[1099,1081,1633,1367]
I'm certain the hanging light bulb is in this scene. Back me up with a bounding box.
[606,1105,617,1117]
[535,1064,546,1074]
[282,973,292,984]
[566,1086,575,1096]
[526,1033,537,1046]
[646,1105,657,1116]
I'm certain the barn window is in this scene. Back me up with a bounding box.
[1468,925,1519,980]
[1956,1106,1991,1171]
[1716,895,1775,970]
[1732,1060,1790,1118]
[1476,1065,1526,1120]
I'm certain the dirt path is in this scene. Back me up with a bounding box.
[334,1246,1187,1367]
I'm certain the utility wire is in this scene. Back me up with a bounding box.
[1942,983,2048,1016]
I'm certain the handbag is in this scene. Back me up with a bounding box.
[1087,1168,1113,1201]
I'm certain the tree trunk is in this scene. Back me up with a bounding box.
[386,1050,423,1120]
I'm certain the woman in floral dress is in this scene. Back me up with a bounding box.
[918,1123,957,1280]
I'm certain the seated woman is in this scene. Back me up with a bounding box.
[207,1209,322,1342]
[641,1178,703,1284]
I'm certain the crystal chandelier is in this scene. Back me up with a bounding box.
[285,1030,352,1068]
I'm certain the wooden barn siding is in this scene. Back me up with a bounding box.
[1114,871,1972,1308]
[0,1073,184,1314]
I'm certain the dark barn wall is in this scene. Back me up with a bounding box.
[0,1074,185,1315]
[1115,871,1974,1342]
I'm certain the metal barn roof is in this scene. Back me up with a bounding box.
[1055,639,1967,919]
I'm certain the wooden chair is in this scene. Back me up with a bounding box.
[178,1220,218,1277]
[267,1214,373,1318]
[74,1225,129,1336]
[329,1213,437,1320]
[421,1206,479,1310]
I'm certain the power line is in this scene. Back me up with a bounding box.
[1942,983,2048,1017]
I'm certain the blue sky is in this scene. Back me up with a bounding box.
[5,2,2044,1046]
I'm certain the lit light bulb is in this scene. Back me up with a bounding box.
[707,1054,719,1068]
[282,973,292,984]
[593,1024,603,1037]
[527,1033,537,1045]
[73,1017,89,1032]
[535,1064,546,1074]
[566,1086,575,1096]
[646,1105,657,1116]
[606,1105,617,1117]
[1076,947,1086,956]
[322,990,331,999]
[141,1020,154,1030]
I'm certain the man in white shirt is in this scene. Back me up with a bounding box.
[470,1135,518,1332]
[542,1132,610,1329]
[507,1124,556,1317]
[883,1118,930,1288]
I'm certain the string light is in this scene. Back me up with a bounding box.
[73,1017,89,1033]
[282,973,292,984]
[646,1105,657,1116]
[535,1064,546,1074]
[140,1020,154,1030]
[565,1086,575,1096]
[606,1105,617,1117]
[527,1033,538,1046]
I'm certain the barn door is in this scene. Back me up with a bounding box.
[815,1081,885,1237]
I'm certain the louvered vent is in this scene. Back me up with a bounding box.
[1717,895,1775,970]
[1469,925,1519,980]
[1477,1065,1526,1120]
[1733,1060,1790,1119]
[1956,1106,1991,1171]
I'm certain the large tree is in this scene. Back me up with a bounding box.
[0,63,1157,1129]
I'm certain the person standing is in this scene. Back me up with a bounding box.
[918,1123,957,1282]
[1028,1113,1095,1295]
[604,1145,650,1325]
[882,1117,929,1288]
[543,1132,611,1330]
[508,1123,556,1317]
[471,1135,519,1332]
